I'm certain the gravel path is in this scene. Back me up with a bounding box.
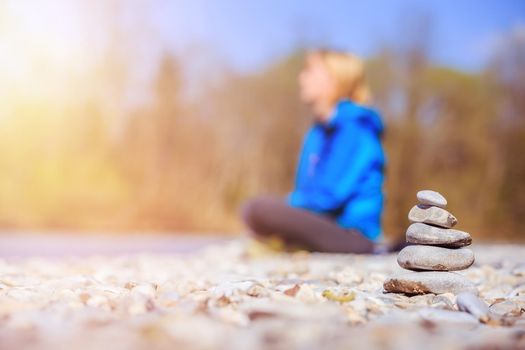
[0,237,524,350]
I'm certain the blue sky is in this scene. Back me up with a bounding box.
[151,0,525,72]
[1,0,523,108]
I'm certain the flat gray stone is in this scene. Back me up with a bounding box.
[397,246,474,271]
[418,308,479,327]
[383,271,478,295]
[406,223,472,248]
[489,300,524,317]
[417,190,447,208]
[408,205,458,228]
[456,292,489,322]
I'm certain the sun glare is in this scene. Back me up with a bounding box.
[0,1,95,105]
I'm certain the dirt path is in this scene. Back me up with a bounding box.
[0,233,229,257]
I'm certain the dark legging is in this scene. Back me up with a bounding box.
[241,196,374,254]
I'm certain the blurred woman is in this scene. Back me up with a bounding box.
[242,50,385,254]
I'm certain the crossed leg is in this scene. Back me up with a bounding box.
[241,196,374,254]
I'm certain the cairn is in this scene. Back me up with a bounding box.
[384,190,477,295]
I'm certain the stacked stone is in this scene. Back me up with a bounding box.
[384,190,477,295]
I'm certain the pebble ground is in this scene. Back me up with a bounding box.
[0,237,524,350]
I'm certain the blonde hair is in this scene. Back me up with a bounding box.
[313,50,371,105]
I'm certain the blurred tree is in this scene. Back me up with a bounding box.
[0,6,523,239]
[487,28,525,235]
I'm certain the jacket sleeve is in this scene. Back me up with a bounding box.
[289,122,378,213]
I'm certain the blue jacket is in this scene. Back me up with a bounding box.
[289,100,385,241]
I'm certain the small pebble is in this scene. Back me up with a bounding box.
[417,190,447,208]
[489,300,524,317]
[397,246,474,271]
[408,205,458,228]
[383,272,478,295]
[406,223,472,248]
[456,292,490,323]
[418,308,479,328]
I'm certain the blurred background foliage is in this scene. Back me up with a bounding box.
[0,1,524,240]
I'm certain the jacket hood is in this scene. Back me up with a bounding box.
[327,100,384,135]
